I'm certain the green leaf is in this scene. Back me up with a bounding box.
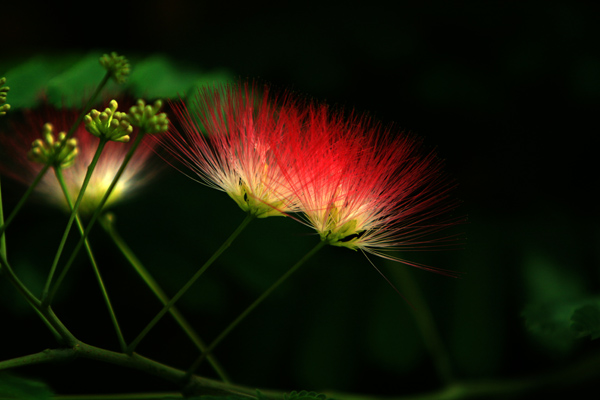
[1,55,77,109]
[0,372,53,400]
[571,304,600,340]
[522,297,600,354]
[128,55,233,100]
[2,52,234,111]
[45,51,110,107]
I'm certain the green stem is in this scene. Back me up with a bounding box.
[0,71,111,240]
[0,164,51,239]
[0,176,7,259]
[0,342,264,398]
[41,138,109,304]
[46,132,146,306]
[184,240,327,380]
[0,252,42,310]
[54,168,127,352]
[0,252,77,345]
[126,213,256,355]
[3,342,600,400]
[99,213,231,382]
[394,266,455,385]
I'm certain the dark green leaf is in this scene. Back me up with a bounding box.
[128,55,233,100]
[571,304,600,340]
[0,372,53,400]
[522,297,600,354]
[45,52,109,107]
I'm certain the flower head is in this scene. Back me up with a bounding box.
[84,100,133,142]
[99,52,131,84]
[273,104,459,273]
[0,102,158,214]
[159,82,302,218]
[0,76,10,116]
[28,123,78,168]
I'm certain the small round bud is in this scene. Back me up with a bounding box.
[84,100,132,142]
[99,53,131,84]
[0,76,10,116]
[126,99,170,135]
[28,123,79,169]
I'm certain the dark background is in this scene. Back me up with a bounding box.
[2,0,600,398]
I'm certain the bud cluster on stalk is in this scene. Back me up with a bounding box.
[126,99,170,134]
[28,123,78,169]
[0,77,9,116]
[84,100,133,142]
[99,52,131,84]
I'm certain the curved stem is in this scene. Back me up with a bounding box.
[0,164,52,239]
[0,252,77,345]
[126,213,255,355]
[185,240,327,379]
[46,132,146,306]
[41,138,109,304]
[4,341,600,399]
[0,252,42,310]
[0,176,7,259]
[394,266,455,385]
[54,168,127,352]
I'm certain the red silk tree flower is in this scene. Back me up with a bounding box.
[159,82,302,218]
[272,104,459,274]
[0,103,158,214]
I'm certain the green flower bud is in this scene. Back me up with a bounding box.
[99,52,131,84]
[0,77,10,116]
[84,100,132,142]
[28,123,79,169]
[126,99,170,134]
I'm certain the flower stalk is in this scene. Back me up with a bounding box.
[41,136,109,305]
[54,168,127,352]
[126,213,256,355]
[100,212,231,381]
[184,240,327,379]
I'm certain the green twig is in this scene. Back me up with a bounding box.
[394,266,455,385]
[99,213,231,381]
[46,132,146,306]
[54,168,127,352]
[42,138,109,305]
[0,176,6,259]
[126,213,256,355]
[184,240,327,379]
[0,252,77,345]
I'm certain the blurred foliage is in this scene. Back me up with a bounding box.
[0,372,54,400]
[0,51,233,109]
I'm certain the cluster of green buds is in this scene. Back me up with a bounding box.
[99,52,131,84]
[0,77,10,116]
[28,123,79,169]
[84,100,133,142]
[127,99,170,134]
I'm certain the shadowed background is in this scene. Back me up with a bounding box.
[1,0,599,398]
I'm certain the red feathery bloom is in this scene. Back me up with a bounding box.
[272,104,459,273]
[159,83,302,218]
[0,103,158,214]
